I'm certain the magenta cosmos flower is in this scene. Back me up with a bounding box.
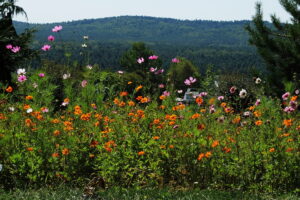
[48,35,55,41]
[41,45,51,51]
[149,55,158,60]
[18,75,27,83]
[11,46,21,53]
[172,58,180,63]
[6,44,13,49]
[39,73,45,77]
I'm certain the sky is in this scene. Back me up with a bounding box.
[14,0,291,23]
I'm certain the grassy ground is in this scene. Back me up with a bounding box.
[0,187,299,200]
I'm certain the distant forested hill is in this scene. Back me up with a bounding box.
[14,16,265,72]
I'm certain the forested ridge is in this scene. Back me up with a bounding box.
[14,16,266,72]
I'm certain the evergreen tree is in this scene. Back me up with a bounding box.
[246,0,300,94]
[0,0,36,84]
[119,42,162,74]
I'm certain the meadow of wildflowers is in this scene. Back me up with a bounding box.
[0,26,299,194]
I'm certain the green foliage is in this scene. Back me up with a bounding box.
[0,66,299,193]
[1,187,299,200]
[167,57,200,90]
[246,0,300,95]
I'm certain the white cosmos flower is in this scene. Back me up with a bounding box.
[26,108,33,113]
[255,77,262,84]
[17,68,26,75]
[82,43,87,48]
[0,164,2,172]
[86,65,93,70]
[8,107,15,112]
[63,73,71,80]
[33,82,38,88]
[239,89,247,99]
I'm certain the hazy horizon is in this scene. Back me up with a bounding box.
[14,0,291,24]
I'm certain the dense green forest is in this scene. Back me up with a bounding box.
[14,16,265,72]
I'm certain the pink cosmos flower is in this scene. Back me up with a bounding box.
[11,46,20,53]
[39,73,45,77]
[41,44,51,51]
[6,44,13,49]
[149,55,158,60]
[229,86,237,94]
[18,75,27,83]
[137,57,144,64]
[154,69,164,75]
[81,80,88,87]
[163,91,170,96]
[284,106,295,113]
[217,96,224,101]
[209,105,215,114]
[52,25,63,32]
[289,100,297,109]
[41,107,49,113]
[173,125,179,129]
[255,99,261,106]
[282,92,290,100]
[48,35,55,41]
[150,67,157,72]
[158,84,165,88]
[199,92,208,97]
[172,58,180,63]
[184,77,196,85]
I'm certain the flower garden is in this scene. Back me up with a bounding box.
[0,64,299,193]
[0,24,299,198]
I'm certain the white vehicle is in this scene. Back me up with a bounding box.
[176,88,200,103]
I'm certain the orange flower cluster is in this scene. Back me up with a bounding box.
[31,111,43,121]
[120,91,128,97]
[63,121,73,131]
[81,113,91,121]
[191,113,201,119]
[197,151,212,161]
[74,105,82,115]
[62,148,70,155]
[283,119,292,127]
[104,140,116,152]
[222,147,231,153]
[172,104,185,111]
[135,85,143,92]
[255,120,263,126]
[5,86,13,93]
[211,140,220,148]
[0,113,6,120]
[53,130,61,136]
[25,96,33,100]
[195,97,203,105]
